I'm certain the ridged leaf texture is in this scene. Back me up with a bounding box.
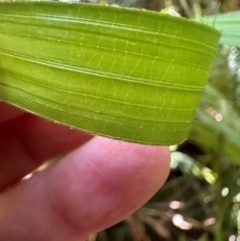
[0,2,221,145]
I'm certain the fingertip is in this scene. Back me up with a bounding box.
[0,137,170,241]
[45,137,170,234]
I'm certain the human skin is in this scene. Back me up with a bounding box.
[0,102,170,241]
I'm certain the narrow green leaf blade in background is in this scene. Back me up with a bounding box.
[0,2,221,145]
[189,84,240,163]
[203,11,240,47]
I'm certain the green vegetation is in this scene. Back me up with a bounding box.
[1,0,240,240]
[0,2,220,145]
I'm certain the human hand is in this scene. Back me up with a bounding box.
[0,102,170,241]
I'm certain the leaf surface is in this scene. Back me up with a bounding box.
[0,2,221,144]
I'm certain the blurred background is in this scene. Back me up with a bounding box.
[81,0,240,241]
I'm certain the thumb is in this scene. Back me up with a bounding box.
[0,136,170,241]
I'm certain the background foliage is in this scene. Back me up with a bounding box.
[83,0,240,241]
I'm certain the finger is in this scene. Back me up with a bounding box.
[0,102,25,123]
[0,136,170,241]
[0,114,92,190]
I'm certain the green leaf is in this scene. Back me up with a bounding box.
[203,11,240,47]
[189,83,240,164]
[189,47,240,163]
[0,2,221,145]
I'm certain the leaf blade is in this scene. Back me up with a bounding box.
[0,2,221,145]
[203,11,240,47]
